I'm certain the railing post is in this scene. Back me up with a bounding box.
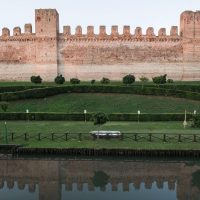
[120,133,124,140]
[163,134,166,142]
[52,133,54,141]
[11,133,14,141]
[24,133,28,141]
[149,133,152,142]
[65,133,68,141]
[38,133,41,141]
[178,134,182,142]
[79,133,82,141]
[193,134,197,142]
[134,133,138,142]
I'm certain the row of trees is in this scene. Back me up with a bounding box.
[31,74,173,85]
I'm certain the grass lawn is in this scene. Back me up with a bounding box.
[0,121,200,150]
[7,93,200,114]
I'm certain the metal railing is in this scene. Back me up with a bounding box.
[0,132,200,143]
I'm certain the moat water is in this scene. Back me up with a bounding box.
[0,156,200,200]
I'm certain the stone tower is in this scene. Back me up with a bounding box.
[35,9,59,80]
[180,11,200,61]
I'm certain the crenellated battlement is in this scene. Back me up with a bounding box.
[0,24,181,42]
[0,24,34,38]
[58,25,180,42]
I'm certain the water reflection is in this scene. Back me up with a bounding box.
[0,158,199,200]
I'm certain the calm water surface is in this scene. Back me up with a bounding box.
[0,157,200,200]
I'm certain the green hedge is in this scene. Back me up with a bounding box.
[0,85,200,101]
[0,112,91,121]
[0,112,193,121]
[0,86,45,93]
[151,84,200,93]
[108,113,192,121]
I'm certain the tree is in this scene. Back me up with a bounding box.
[93,112,108,126]
[152,74,167,84]
[139,76,149,83]
[92,171,110,189]
[91,79,96,84]
[139,76,149,89]
[55,74,65,84]
[100,77,110,84]
[0,102,9,112]
[123,74,135,85]
[70,78,80,84]
[30,75,42,84]
[191,114,200,128]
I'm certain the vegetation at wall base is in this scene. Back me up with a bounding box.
[152,74,167,84]
[167,79,174,83]
[91,80,96,84]
[100,77,110,84]
[139,76,149,83]
[30,76,42,84]
[123,74,135,85]
[70,78,80,84]
[54,75,65,84]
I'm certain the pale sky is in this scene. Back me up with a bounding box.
[0,0,199,35]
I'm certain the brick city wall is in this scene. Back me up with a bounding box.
[0,9,199,81]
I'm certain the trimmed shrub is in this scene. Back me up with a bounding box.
[91,80,96,84]
[0,102,9,112]
[191,115,200,128]
[93,112,109,125]
[55,75,65,84]
[123,74,135,85]
[167,79,174,83]
[152,74,167,84]
[70,78,80,84]
[30,76,42,84]
[140,76,149,83]
[100,77,110,84]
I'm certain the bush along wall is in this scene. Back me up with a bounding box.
[0,85,200,102]
[0,112,193,122]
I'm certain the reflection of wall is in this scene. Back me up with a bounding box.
[0,159,199,200]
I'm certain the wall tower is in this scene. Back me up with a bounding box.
[180,11,200,61]
[35,9,59,80]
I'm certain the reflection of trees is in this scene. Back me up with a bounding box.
[192,170,200,189]
[92,171,110,189]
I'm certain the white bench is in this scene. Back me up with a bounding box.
[90,131,121,139]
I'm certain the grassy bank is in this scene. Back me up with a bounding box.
[7,93,200,113]
[0,121,199,149]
